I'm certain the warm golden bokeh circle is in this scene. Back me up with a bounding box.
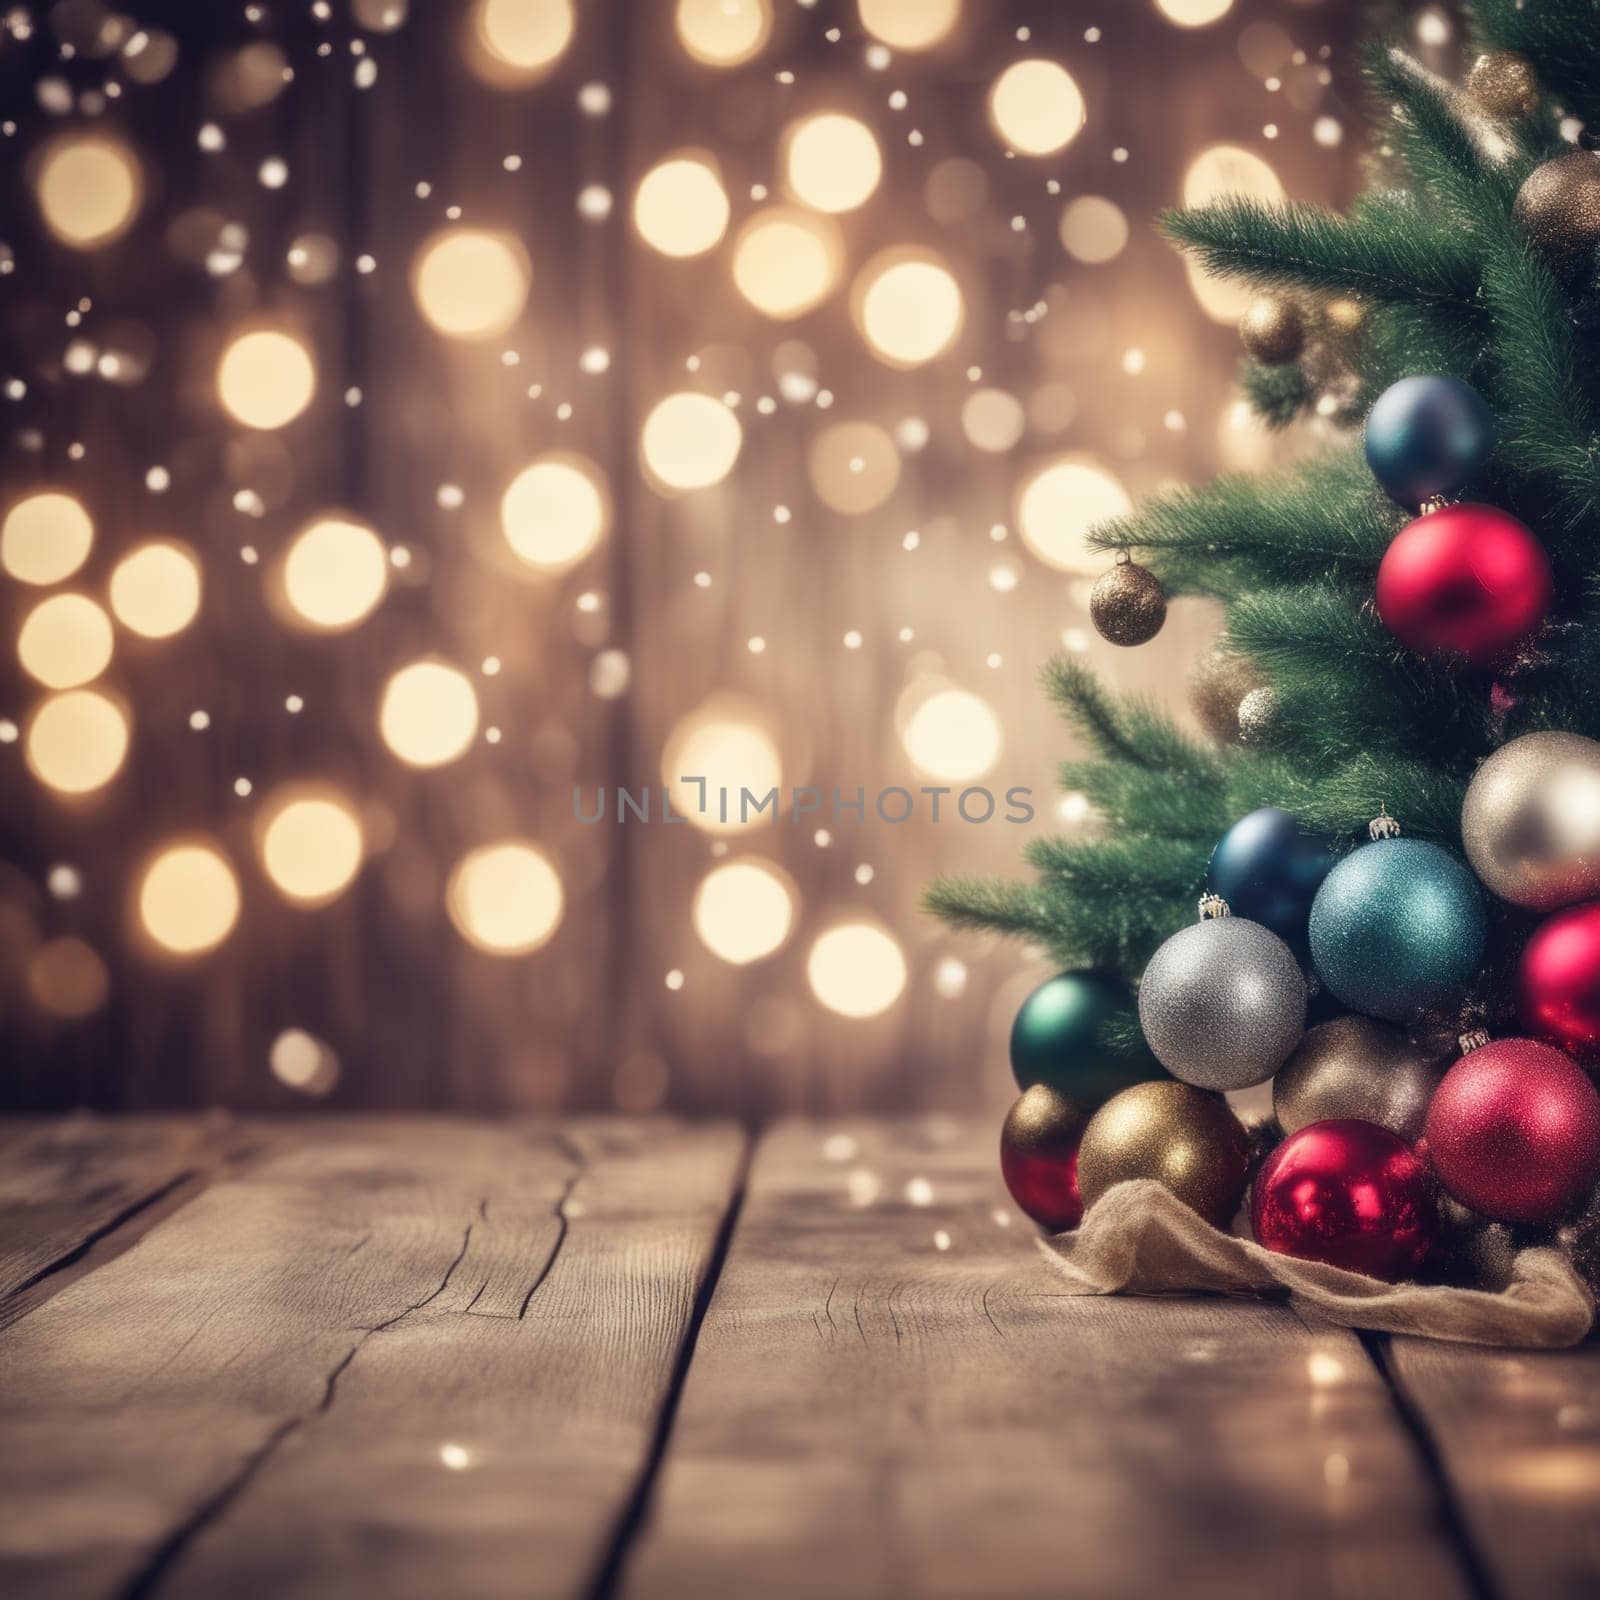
[2,492,94,586]
[411,229,531,340]
[501,454,611,571]
[109,541,202,639]
[138,841,241,955]
[36,136,141,248]
[217,329,316,430]
[447,841,565,954]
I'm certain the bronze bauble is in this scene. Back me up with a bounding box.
[1188,644,1262,745]
[1090,560,1166,647]
[1513,151,1600,272]
[1273,1015,1447,1142]
[1466,51,1540,119]
[1461,730,1600,911]
[1239,295,1305,365]
[1077,1079,1251,1229]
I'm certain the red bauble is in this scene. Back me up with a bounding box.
[1425,1039,1600,1223]
[1375,502,1551,664]
[1251,1118,1437,1282]
[1000,1084,1088,1232]
[1520,902,1600,1058]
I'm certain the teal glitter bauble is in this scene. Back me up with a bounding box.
[1009,970,1160,1106]
[1309,838,1486,1023]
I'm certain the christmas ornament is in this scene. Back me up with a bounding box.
[1436,1197,1521,1292]
[1076,1079,1250,1229]
[1205,807,1333,957]
[1309,835,1485,1023]
[1363,375,1494,510]
[1461,731,1600,911]
[1251,1119,1438,1282]
[1236,684,1280,745]
[1513,150,1600,274]
[1187,644,1261,745]
[1425,1038,1600,1224]
[1375,503,1550,664]
[1466,50,1540,119]
[1009,969,1158,1104]
[1137,913,1305,1090]
[1238,294,1304,364]
[1556,1185,1600,1299]
[1089,556,1166,647]
[1000,1085,1089,1232]
[1519,901,1600,1058]
[1273,1015,1446,1142]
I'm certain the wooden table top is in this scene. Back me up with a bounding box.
[1,1114,1595,1599]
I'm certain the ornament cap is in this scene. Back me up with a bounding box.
[1197,893,1231,920]
[1368,808,1402,841]
[1458,1028,1491,1055]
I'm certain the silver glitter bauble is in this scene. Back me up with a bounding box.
[1273,1016,1447,1142]
[1137,916,1306,1091]
[1461,731,1600,911]
[1237,685,1280,745]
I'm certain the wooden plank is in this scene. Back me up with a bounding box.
[1382,1337,1600,1600]
[621,1117,1472,1600]
[0,1117,744,1600]
[0,1113,227,1309]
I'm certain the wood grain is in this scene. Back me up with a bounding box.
[621,1117,1471,1600]
[1383,1337,1600,1600]
[0,1117,744,1600]
[0,1113,228,1310]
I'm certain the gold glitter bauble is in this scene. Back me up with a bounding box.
[1236,684,1281,745]
[1513,151,1600,273]
[1239,295,1305,365]
[1188,644,1261,745]
[1461,730,1600,911]
[1077,1079,1250,1229]
[1089,559,1166,647]
[1466,51,1540,120]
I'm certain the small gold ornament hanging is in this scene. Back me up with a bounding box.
[1237,684,1281,745]
[1513,150,1600,273]
[1239,294,1305,365]
[1188,644,1261,745]
[1466,51,1540,119]
[1089,554,1166,647]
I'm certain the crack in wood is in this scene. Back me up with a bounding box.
[517,1134,587,1321]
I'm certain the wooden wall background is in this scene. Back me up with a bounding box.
[0,0,1383,1114]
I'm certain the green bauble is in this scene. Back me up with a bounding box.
[1010,971,1160,1106]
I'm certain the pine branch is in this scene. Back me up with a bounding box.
[1473,0,1600,131]
[1163,194,1481,309]
[1242,359,1314,428]
[1040,658,1224,782]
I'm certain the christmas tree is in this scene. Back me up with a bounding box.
[932,1,1600,1295]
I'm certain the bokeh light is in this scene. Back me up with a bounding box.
[1158,0,1234,25]
[1059,196,1129,264]
[989,60,1086,156]
[1016,457,1133,574]
[808,422,901,515]
[641,393,743,491]
[411,229,531,340]
[26,690,129,795]
[283,516,389,631]
[259,789,365,907]
[853,251,964,369]
[899,685,1002,781]
[472,0,574,78]
[270,1028,340,1096]
[36,136,141,248]
[447,841,565,954]
[633,157,730,258]
[961,389,1026,453]
[138,840,240,956]
[783,113,882,213]
[217,328,316,430]
[18,594,114,689]
[858,0,959,51]
[732,209,842,320]
[808,921,908,1018]
[663,703,782,834]
[1182,144,1285,322]
[2,492,93,585]
[693,859,796,964]
[379,661,479,768]
[27,937,110,1019]
[501,453,610,571]
[109,541,202,639]
[676,0,771,66]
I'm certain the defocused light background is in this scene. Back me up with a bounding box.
[0,0,1427,1114]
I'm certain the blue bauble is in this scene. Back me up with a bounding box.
[1206,807,1334,957]
[1364,375,1494,510]
[1309,838,1486,1023]
[1010,970,1160,1106]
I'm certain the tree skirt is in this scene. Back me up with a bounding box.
[1040,1179,1594,1348]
